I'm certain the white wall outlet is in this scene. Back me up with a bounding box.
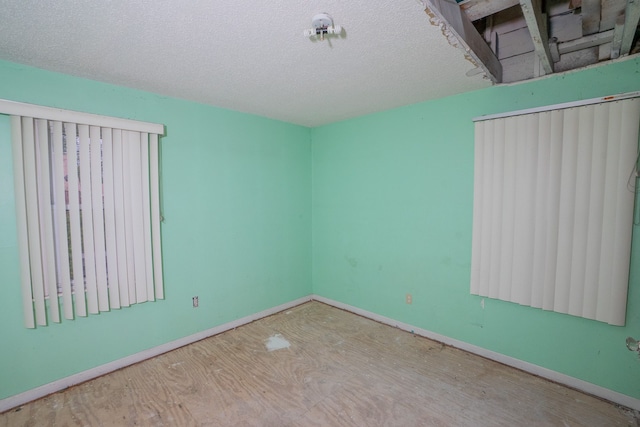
[406,293,412,304]
[193,296,199,308]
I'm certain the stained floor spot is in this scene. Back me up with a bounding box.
[265,334,290,351]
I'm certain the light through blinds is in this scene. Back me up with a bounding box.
[470,93,640,326]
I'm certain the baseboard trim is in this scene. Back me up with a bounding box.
[4,294,638,413]
[311,294,640,412]
[0,295,312,414]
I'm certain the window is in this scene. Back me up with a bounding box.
[4,100,164,328]
[470,94,640,326]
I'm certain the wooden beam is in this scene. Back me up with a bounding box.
[460,0,520,22]
[620,0,640,55]
[424,0,503,83]
[558,29,615,55]
[611,14,626,58]
[519,0,554,74]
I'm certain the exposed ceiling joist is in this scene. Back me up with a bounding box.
[519,0,554,74]
[612,14,627,57]
[424,0,503,82]
[620,0,640,54]
[460,0,520,21]
[453,0,639,83]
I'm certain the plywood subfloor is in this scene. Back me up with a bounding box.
[1,301,638,426]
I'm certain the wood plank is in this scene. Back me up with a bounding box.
[491,7,527,34]
[582,0,602,35]
[601,0,631,31]
[599,41,613,59]
[550,0,580,16]
[497,27,535,59]
[554,46,599,71]
[460,0,520,21]
[519,0,554,73]
[1,302,637,426]
[558,29,615,54]
[549,11,583,42]
[424,0,503,82]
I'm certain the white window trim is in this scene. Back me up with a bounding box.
[473,91,640,122]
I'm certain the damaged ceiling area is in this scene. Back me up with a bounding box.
[423,0,640,83]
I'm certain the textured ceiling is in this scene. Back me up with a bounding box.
[0,0,492,127]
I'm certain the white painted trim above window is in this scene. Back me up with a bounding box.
[0,99,164,135]
[473,91,640,122]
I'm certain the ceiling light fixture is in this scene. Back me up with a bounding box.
[303,13,342,41]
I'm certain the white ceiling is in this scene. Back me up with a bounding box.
[0,0,492,127]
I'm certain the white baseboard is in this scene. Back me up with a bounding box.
[4,294,638,413]
[311,294,640,412]
[0,295,312,414]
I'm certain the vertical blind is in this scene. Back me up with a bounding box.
[470,96,640,326]
[6,100,165,328]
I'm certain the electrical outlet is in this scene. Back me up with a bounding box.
[192,296,199,308]
[406,293,412,304]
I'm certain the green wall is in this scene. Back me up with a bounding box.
[2,56,640,404]
[312,57,640,399]
[0,61,312,400]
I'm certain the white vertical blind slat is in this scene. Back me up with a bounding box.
[149,133,164,299]
[11,116,36,328]
[102,128,121,309]
[89,126,109,312]
[525,115,540,305]
[567,105,595,317]
[65,123,87,317]
[78,124,99,313]
[478,121,493,297]
[518,114,538,306]
[51,121,74,320]
[488,119,504,299]
[530,111,551,308]
[22,118,47,326]
[122,131,137,304]
[541,110,564,311]
[129,131,148,302]
[36,119,60,323]
[140,133,155,301]
[511,115,531,305]
[582,104,609,319]
[498,117,517,302]
[112,129,131,307]
[553,107,579,315]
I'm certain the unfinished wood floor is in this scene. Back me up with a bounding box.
[2,301,638,426]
